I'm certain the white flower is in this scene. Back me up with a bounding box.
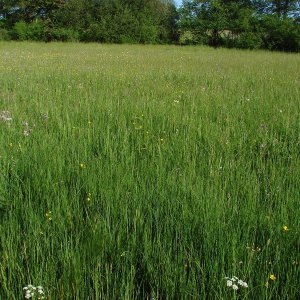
[23,287,29,291]
[225,276,248,289]
[227,280,233,287]
[0,111,12,123]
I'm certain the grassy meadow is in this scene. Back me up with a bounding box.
[0,42,299,299]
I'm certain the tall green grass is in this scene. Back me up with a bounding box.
[0,42,299,299]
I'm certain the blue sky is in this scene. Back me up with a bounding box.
[174,0,183,7]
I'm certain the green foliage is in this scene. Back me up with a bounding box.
[140,22,158,44]
[234,32,263,49]
[261,15,300,52]
[10,19,45,41]
[0,0,300,51]
[11,20,28,40]
[52,28,80,42]
[0,20,10,40]
[0,28,10,40]
[26,19,45,41]
[179,0,300,51]
[179,30,195,44]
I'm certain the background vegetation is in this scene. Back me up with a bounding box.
[0,42,299,299]
[0,0,300,51]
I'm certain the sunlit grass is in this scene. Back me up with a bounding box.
[0,42,299,299]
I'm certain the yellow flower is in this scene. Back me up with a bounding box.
[283,225,289,231]
[86,193,91,203]
[269,274,276,281]
[80,163,85,168]
[45,211,52,221]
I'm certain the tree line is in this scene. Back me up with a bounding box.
[0,0,299,51]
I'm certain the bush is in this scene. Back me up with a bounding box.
[81,22,112,43]
[11,21,28,40]
[0,28,11,41]
[179,30,195,45]
[10,20,45,41]
[26,20,45,41]
[261,16,300,52]
[140,24,158,44]
[226,31,263,49]
[52,28,80,42]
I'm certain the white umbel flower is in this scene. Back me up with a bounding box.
[225,276,248,290]
[227,280,233,287]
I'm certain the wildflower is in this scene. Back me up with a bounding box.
[225,276,248,290]
[283,225,289,231]
[269,274,276,281]
[80,163,85,168]
[226,280,233,287]
[0,111,12,123]
[40,113,49,122]
[23,285,45,299]
[23,129,31,137]
[45,211,52,221]
[86,193,91,203]
[238,280,248,288]
[22,121,33,136]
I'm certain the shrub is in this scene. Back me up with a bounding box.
[11,21,28,40]
[231,32,263,49]
[10,20,45,41]
[52,28,80,42]
[261,16,300,52]
[26,20,45,41]
[0,28,11,41]
[179,30,195,45]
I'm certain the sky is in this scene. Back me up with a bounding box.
[174,0,183,7]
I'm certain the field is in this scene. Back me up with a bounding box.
[0,42,299,299]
